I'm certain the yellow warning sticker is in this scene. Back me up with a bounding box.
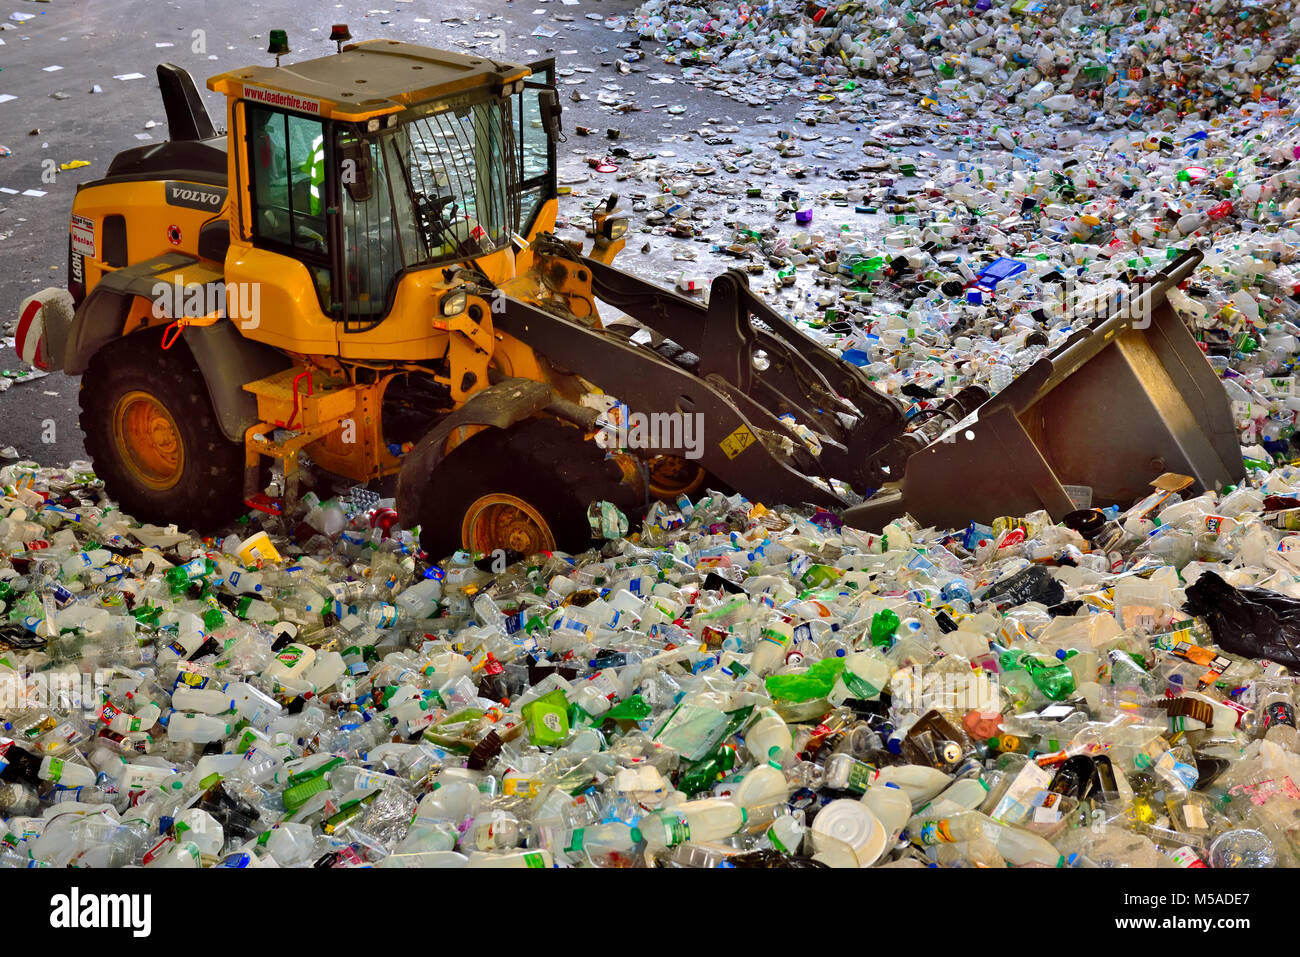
[720,424,756,459]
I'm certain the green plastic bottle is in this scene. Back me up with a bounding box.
[678,743,737,797]
[1018,653,1076,701]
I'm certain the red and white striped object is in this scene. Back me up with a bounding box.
[14,294,48,369]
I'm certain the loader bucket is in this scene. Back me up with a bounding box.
[843,248,1244,531]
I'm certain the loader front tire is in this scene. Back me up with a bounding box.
[80,333,246,532]
[413,418,643,561]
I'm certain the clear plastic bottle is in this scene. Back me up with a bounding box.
[37,755,97,788]
[166,712,234,744]
[0,780,39,816]
[912,811,1062,866]
[640,798,747,849]
[555,821,641,866]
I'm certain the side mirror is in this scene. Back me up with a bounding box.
[537,88,562,140]
[340,134,374,204]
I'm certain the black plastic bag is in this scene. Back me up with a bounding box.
[982,564,1064,609]
[727,848,829,869]
[1182,571,1300,671]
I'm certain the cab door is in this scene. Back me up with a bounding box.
[517,58,558,240]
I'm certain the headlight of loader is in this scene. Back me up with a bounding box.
[440,288,468,317]
[601,214,629,241]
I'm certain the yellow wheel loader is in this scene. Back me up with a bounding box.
[16,32,1246,558]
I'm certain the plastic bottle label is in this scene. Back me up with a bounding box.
[1168,846,1207,868]
[655,812,691,848]
[918,819,955,845]
[843,759,874,795]
[1264,702,1297,730]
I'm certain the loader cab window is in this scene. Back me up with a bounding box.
[332,95,520,326]
[516,60,557,237]
[337,126,423,318]
[396,98,517,259]
[247,105,331,302]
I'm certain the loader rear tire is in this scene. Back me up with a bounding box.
[413,417,643,562]
[79,333,246,532]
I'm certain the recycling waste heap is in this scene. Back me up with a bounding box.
[11,0,1300,868]
[617,0,1300,417]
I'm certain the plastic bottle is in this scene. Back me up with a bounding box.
[824,754,877,794]
[37,756,97,788]
[912,811,1062,866]
[731,761,788,811]
[466,849,555,868]
[0,781,38,816]
[97,699,159,734]
[869,764,952,804]
[395,577,442,618]
[750,620,793,676]
[171,686,235,714]
[640,798,747,849]
[167,713,234,744]
[745,707,793,763]
[556,822,641,866]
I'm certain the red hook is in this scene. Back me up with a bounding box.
[282,367,315,430]
[160,321,184,351]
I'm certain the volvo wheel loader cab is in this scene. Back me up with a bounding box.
[24,35,634,551]
[17,32,1246,561]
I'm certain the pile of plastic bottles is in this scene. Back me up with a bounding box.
[6,450,1300,868]
[633,0,1298,115]
[581,0,1300,441]
[9,0,1300,870]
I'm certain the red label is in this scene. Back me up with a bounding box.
[999,528,1026,548]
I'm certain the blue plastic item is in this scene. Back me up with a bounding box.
[977,257,1028,287]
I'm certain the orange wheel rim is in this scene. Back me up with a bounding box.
[647,455,706,499]
[113,390,184,490]
[461,493,556,555]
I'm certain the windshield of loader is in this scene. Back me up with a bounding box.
[339,94,519,318]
